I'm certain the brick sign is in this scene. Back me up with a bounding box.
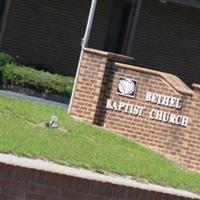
[70,48,200,171]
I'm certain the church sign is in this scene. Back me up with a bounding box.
[70,48,200,171]
[106,78,188,127]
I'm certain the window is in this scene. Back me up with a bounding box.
[104,0,137,54]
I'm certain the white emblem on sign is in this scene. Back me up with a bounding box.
[117,78,138,98]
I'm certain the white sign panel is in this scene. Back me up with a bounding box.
[117,78,138,98]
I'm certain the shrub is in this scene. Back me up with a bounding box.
[3,63,74,96]
[0,52,14,82]
[0,52,13,66]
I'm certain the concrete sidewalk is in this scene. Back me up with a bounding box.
[0,89,69,110]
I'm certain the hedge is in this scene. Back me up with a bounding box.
[3,63,74,96]
[0,52,14,82]
[0,52,13,67]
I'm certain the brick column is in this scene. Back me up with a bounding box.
[70,49,107,122]
[180,84,200,170]
[70,48,133,123]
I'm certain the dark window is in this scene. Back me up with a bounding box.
[104,0,137,54]
[0,0,5,20]
[0,0,5,37]
[0,0,11,47]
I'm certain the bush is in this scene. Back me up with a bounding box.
[0,52,13,67]
[0,52,14,82]
[3,63,74,96]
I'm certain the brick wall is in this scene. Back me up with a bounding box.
[1,0,199,86]
[70,48,200,171]
[180,85,200,170]
[0,159,199,200]
[0,0,113,77]
[131,0,200,86]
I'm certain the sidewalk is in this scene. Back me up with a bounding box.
[0,89,69,110]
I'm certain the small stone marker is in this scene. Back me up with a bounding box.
[46,115,58,129]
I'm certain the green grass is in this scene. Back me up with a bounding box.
[0,95,200,193]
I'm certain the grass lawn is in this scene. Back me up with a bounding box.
[0,95,200,193]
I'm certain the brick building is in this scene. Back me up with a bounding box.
[0,0,199,86]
